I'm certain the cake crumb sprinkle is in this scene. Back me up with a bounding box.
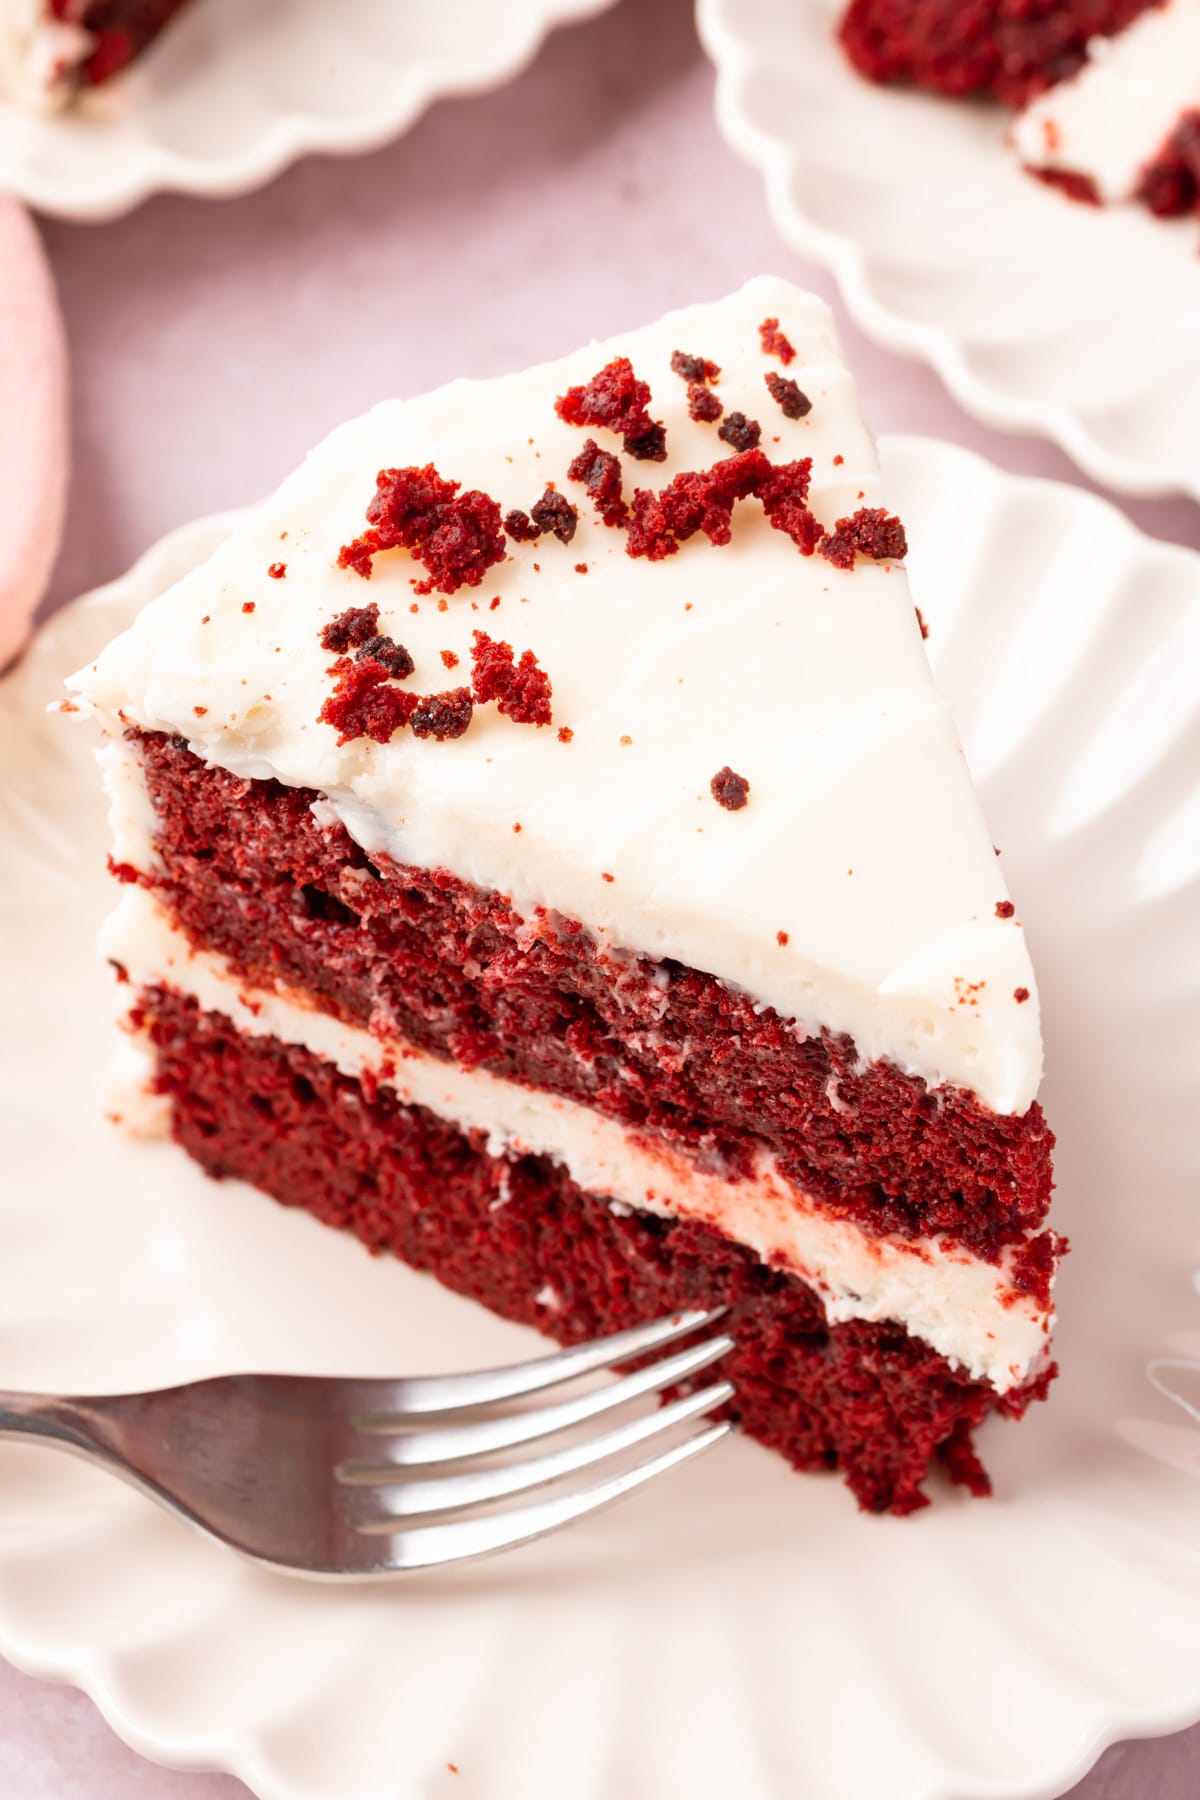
[711,766,750,810]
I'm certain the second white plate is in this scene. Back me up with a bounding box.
[0,0,615,220]
[2,438,1200,1800]
[699,0,1200,505]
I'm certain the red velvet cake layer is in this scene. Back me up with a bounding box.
[838,0,1159,105]
[50,0,191,88]
[137,986,1054,1515]
[1138,109,1200,218]
[126,733,1056,1272]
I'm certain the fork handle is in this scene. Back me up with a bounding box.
[0,1390,105,1454]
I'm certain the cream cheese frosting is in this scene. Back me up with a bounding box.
[1013,0,1200,201]
[69,278,1043,1114]
[103,885,1051,1392]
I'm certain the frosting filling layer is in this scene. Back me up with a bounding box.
[104,885,1052,1392]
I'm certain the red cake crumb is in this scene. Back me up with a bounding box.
[320,604,379,654]
[688,384,724,423]
[717,411,762,452]
[671,349,721,384]
[353,634,414,679]
[1137,110,1200,217]
[818,506,908,569]
[267,562,287,580]
[193,706,207,717]
[567,439,629,528]
[759,317,796,364]
[833,454,845,466]
[1008,1229,1067,1311]
[627,448,773,561]
[937,1420,992,1497]
[755,458,823,555]
[602,872,615,883]
[530,487,579,544]
[915,607,929,639]
[338,465,506,596]
[318,657,418,745]
[711,766,750,810]
[440,649,460,670]
[132,733,1057,1263]
[504,509,540,543]
[837,0,1157,107]
[555,357,667,461]
[1014,986,1031,1004]
[558,726,574,743]
[470,631,553,727]
[410,688,474,740]
[764,371,812,419]
[1029,166,1102,206]
[142,987,1055,1516]
[506,488,579,546]
[777,930,789,946]
[995,901,1015,920]
[242,602,255,614]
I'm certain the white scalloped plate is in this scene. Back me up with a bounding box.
[0,0,616,221]
[698,0,1200,505]
[3,437,1200,1800]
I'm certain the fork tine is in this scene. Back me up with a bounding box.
[346,1307,725,1422]
[348,1420,732,1570]
[338,1333,735,1474]
[343,1379,736,1524]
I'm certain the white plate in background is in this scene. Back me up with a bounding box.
[0,0,616,220]
[2,437,1200,1799]
[699,0,1200,505]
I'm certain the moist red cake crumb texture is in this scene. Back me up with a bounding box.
[338,464,506,596]
[50,0,191,87]
[717,412,762,452]
[837,0,1159,106]
[764,372,812,420]
[567,440,629,528]
[128,733,1056,1271]
[711,765,750,810]
[758,317,796,364]
[555,358,668,462]
[819,507,908,569]
[137,986,1053,1516]
[1137,109,1200,216]
[470,631,553,727]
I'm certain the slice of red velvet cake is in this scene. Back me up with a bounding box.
[839,0,1200,236]
[838,0,1160,105]
[0,0,191,108]
[68,279,1061,1516]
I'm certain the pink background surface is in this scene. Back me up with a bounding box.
[9,0,1200,1794]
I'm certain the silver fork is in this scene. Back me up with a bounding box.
[0,1309,734,1576]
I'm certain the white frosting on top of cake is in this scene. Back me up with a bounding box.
[1013,0,1200,200]
[69,278,1043,1114]
[104,886,1053,1393]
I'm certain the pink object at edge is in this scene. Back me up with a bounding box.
[0,196,68,672]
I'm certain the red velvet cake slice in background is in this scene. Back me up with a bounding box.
[0,0,191,109]
[67,278,1061,1516]
[1012,0,1200,226]
[837,0,1160,105]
